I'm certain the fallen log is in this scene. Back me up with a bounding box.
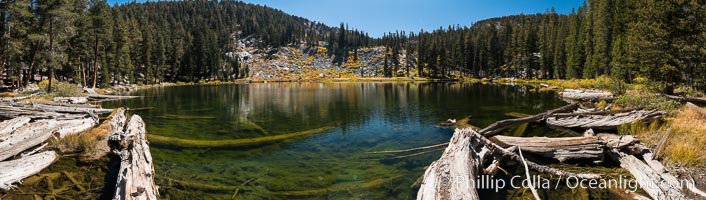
[546,110,665,130]
[110,115,159,200]
[517,147,541,200]
[0,94,34,103]
[82,108,126,161]
[0,121,57,161]
[0,117,31,139]
[549,107,644,117]
[664,94,706,104]
[147,126,335,148]
[0,151,58,190]
[686,102,706,117]
[31,101,101,108]
[480,103,579,137]
[87,94,140,102]
[417,128,605,200]
[470,129,604,179]
[52,97,88,104]
[32,103,113,115]
[417,128,485,200]
[0,106,62,120]
[491,135,605,163]
[559,89,614,102]
[52,117,98,138]
[608,150,686,200]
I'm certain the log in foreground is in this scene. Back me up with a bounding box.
[479,103,579,137]
[0,116,31,139]
[546,109,665,130]
[417,128,484,200]
[608,150,686,200]
[82,108,127,161]
[417,128,603,200]
[0,120,57,161]
[491,135,605,163]
[52,117,98,138]
[491,133,638,163]
[147,126,335,148]
[0,151,58,190]
[110,115,159,200]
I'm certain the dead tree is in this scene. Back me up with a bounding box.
[0,151,58,190]
[110,115,159,200]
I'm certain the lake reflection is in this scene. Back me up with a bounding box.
[104,82,565,199]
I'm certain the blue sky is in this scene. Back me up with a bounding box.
[108,0,584,38]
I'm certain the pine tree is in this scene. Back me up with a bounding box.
[590,0,613,77]
[39,0,78,93]
[88,0,112,88]
[1,0,33,86]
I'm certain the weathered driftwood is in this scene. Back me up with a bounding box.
[517,147,541,200]
[110,115,159,200]
[0,117,31,139]
[0,151,58,190]
[546,110,665,130]
[686,102,706,117]
[417,128,484,200]
[52,97,88,104]
[664,94,706,104]
[608,150,686,200]
[549,107,644,117]
[0,105,90,120]
[559,89,614,102]
[468,129,603,179]
[88,94,140,102]
[417,128,604,200]
[0,94,33,103]
[83,108,126,161]
[52,117,98,138]
[0,121,57,161]
[491,133,639,164]
[492,135,605,163]
[32,103,113,114]
[31,101,101,108]
[637,147,706,198]
[480,103,579,137]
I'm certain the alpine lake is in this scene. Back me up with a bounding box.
[95,82,627,199]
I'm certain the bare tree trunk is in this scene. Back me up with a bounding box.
[109,115,159,200]
[608,150,686,200]
[0,151,58,190]
[47,19,54,93]
[417,128,483,200]
[92,32,99,89]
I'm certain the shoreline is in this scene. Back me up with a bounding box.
[1,77,705,198]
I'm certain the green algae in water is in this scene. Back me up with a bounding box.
[102,82,602,199]
[0,155,111,200]
[147,126,335,148]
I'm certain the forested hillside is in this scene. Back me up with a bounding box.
[0,0,373,89]
[1,0,705,93]
[387,0,706,93]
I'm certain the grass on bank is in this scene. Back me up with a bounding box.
[619,105,706,166]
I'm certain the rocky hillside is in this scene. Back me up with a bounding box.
[231,37,414,81]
